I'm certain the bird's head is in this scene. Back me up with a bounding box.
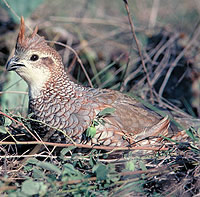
[6,17,64,97]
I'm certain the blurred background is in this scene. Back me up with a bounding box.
[0,0,200,118]
[0,1,200,196]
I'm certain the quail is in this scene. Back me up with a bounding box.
[6,17,172,147]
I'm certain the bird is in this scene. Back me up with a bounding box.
[6,17,174,147]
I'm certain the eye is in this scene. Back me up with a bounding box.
[30,54,39,61]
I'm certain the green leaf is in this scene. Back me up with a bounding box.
[93,120,99,126]
[8,190,27,197]
[22,180,47,196]
[89,157,95,167]
[63,163,80,176]
[63,163,77,174]
[186,128,199,142]
[59,146,76,161]
[139,161,147,171]
[93,164,108,181]
[161,135,178,143]
[0,126,7,134]
[108,174,120,183]
[32,168,45,179]
[126,160,135,171]
[62,163,83,182]
[98,107,116,117]
[86,126,96,138]
[27,112,34,118]
[37,161,61,174]
[38,183,48,196]
[23,165,33,172]
[60,146,76,155]
[21,179,40,196]
[4,117,12,126]
[26,158,38,165]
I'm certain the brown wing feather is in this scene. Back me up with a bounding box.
[91,89,161,134]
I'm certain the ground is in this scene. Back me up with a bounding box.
[0,0,200,196]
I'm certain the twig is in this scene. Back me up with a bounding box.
[0,111,53,158]
[16,115,76,145]
[149,0,160,28]
[76,28,125,51]
[159,25,200,98]
[1,0,20,22]
[1,0,32,31]
[123,0,153,101]
[0,111,39,142]
[0,185,17,192]
[0,141,168,151]
[0,91,28,95]
[67,56,77,74]
[57,165,170,185]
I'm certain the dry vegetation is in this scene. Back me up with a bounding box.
[0,0,200,196]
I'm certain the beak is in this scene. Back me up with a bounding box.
[6,56,25,71]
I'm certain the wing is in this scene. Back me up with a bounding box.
[88,89,170,146]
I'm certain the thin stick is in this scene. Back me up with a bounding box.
[63,165,170,185]
[149,0,160,28]
[1,0,20,22]
[0,141,168,151]
[67,56,77,74]
[0,111,39,142]
[0,186,17,192]
[123,0,153,101]
[1,0,32,31]
[0,91,28,95]
[159,24,200,97]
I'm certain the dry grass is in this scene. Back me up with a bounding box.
[0,0,200,196]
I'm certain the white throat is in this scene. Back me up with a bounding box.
[16,66,51,99]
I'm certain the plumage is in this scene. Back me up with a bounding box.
[6,17,172,147]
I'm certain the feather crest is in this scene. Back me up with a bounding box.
[16,16,47,51]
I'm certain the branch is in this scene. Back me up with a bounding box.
[0,140,168,151]
[123,0,153,100]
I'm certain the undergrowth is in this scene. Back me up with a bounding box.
[0,112,200,196]
[0,0,200,196]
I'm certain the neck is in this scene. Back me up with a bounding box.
[28,70,88,115]
[28,70,90,132]
[43,72,79,99]
[29,70,77,99]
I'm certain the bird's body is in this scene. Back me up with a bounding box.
[6,17,171,147]
[28,73,162,146]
